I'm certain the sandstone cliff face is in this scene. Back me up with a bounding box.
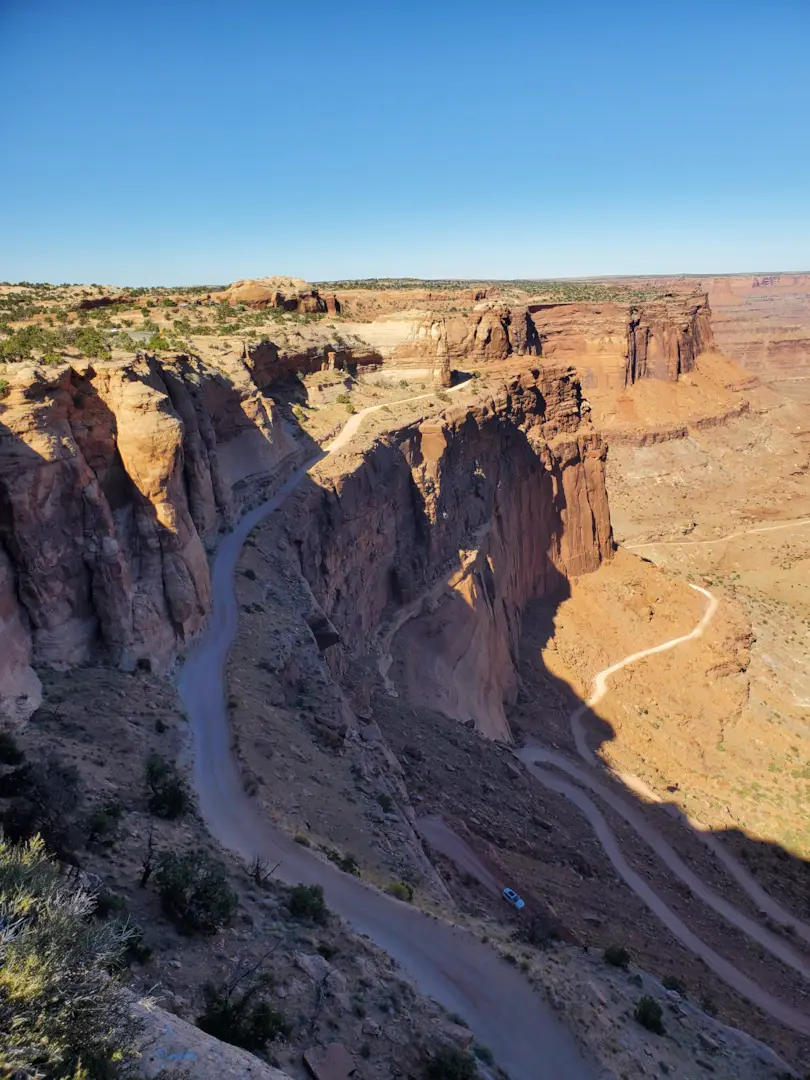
[284,366,612,739]
[389,305,540,377]
[626,296,714,382]
[0,353,301,723]
[529,294,714,390]
[242,338,382,389]
[706,273,810,377]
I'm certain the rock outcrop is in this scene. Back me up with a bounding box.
[0,352,301,722]
[133,999,294,1079]
[389,304,540,378]
[528,294,714,390]
[283,366,612,739]
[379,296,712,391]
[242,338,382,388]
[215,275,339,314]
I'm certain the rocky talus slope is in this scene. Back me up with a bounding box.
[281,366,613,738]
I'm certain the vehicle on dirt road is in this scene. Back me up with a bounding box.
[503,887,525,910]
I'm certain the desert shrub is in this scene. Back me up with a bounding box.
[700,993,718,1017]
[197,975,290,1052]
[93,888,129,920]
[145,753,192,820]
[293,832,311,846]
[335,392,351,404]
[0,730,24,765]
[0,833,139,1078]
[74,326,109,359]
[435,390,450,402]
[517,912,558,947]
[84,798,124,847]
[0,756,82,857]
[662,973,687,996]
[634,995,665,1034]
[122,923,153,965]
[287,883,329,924]
[424,1045,478,1080]
[322,846,360,876]
[154,848,237,933]
[473,1043,494,1065]
[385,881,413,902]
[603,943,631,969]
[377,792,394,813]
[0,377,9,399]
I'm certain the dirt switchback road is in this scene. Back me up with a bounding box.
[178,394,597,1080]
[518,583,810,1036]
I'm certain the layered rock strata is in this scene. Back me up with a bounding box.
[0,352,301,722]
[388,305,540,372]
[528,294,713,389]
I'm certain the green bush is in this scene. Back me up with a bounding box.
[84,799,124,847]
[154,848,237,934]
[424,1045,478,1080]
[322,846,360,876]
[0,378,9,399]
[0,833,139,1078]
[145,753,192,820]
[603,943,631,969]
[287,883,329,924]
[122,923,153,966]
[377,792,394,813]
[634,995,665,1034]
[662,974,687,996]
[0,756,82,857]
[385,881,413,902]
[197,976,290,1052]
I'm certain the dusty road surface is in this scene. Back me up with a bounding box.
[418,815,504,897]
[517,581,810,1037]
[518,757,810,1035]
[178,394,598,1080]
[570,583,718,761]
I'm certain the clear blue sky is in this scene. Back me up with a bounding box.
[1,0,808,284]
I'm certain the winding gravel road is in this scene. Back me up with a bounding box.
[519,579,810,1034]
[570,583,718,762]
[177,393,597,1080]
